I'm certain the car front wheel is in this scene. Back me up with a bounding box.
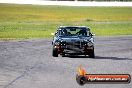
[89,49,95,58]
[52,48,58,57]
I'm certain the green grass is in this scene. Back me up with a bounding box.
[0,3,132,39]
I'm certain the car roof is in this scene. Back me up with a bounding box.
[58,26,90,30]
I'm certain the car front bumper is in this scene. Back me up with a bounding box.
[54,45,94,54]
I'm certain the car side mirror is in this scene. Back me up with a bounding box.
[51,33,55,36]
[92,34,95,36]
[51,32,58,36]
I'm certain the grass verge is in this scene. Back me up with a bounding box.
[0,4,132,39]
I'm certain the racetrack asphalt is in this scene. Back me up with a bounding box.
[0,36,132,88]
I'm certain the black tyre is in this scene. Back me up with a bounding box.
[52,48,58,57]
[61,53,65,57]
[89,49,95,58]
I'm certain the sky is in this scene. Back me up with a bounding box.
[0,0,132,6]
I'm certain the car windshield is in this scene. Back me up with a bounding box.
[58,27,90,36]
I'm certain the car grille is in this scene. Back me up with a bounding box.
[66,41,82,49]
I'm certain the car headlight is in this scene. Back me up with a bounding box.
[84,39,88,42]
[90,38,94,43]
[54,42,60,45]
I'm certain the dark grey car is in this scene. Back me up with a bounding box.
[52,26,95,58]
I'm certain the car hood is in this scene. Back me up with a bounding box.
[58,36,91,42]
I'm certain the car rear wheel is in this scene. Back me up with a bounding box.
[52,48,58,57]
